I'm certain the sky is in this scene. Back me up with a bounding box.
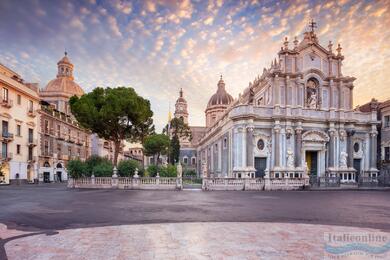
[0,0,389,131]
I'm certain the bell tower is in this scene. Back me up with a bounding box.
[174,88,189,124]
[57,51,74,80]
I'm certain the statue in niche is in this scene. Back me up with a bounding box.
[248,86,255,105]
[306,79,318,109]
[286,150,294,169]
[340,152,348,168]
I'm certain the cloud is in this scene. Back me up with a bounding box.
[204,16,214,25]
[70,18,86,31]
[107,16,122,37]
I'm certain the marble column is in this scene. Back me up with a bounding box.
[370,131,377,169]
[274,126,281,167]
[328,129,336,168]
[294,128,302,167]
[246,126,254,168]
[347,130,355,168]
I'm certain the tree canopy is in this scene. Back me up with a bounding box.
[69,87,153,166]
[143,134,170,165]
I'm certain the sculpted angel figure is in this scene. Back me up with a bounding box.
[339,152,348,168]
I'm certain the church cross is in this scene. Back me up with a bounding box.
[309,19,317,32]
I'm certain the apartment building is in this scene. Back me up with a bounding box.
[0,63,40,184]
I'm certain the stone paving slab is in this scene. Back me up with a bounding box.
[1,222,389,260]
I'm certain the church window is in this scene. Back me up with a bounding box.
[191,157,196,165]
[183,157,188,165]
[43,161,50,167]
[257,139,265,151]
[354,142,359,153]
[385,147,390,161]
[384,116,390,128]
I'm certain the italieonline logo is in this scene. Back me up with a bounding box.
[324,232,390,259]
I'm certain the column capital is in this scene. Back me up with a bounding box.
[346,130,355,137]
[246,125,254,132]
[328,128,336,137]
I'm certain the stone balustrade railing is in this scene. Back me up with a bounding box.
[68,176,181,190]
[202,177,308,191]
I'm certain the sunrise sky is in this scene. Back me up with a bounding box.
[0,0,389,131]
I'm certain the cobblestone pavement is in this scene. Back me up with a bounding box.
[0,184,389,259]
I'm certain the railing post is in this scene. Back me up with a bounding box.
[132,168,140,189]
[176,163,183,190]
[112,167,118,189]
[156,172,160,186]
[91,174,96,186]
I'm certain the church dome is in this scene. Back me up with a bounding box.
[207,76,234,108]
[44,77,84,97]
[42,52,84,97]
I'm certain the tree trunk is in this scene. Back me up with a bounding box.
[113,140,121,167]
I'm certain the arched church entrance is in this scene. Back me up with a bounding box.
[302,130,329,178]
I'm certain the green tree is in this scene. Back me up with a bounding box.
[85,155,113,176]
[92,161,113,177]
[67,160,88,178]
[69,87,153,166]
[169,135,180,164]
[143,134,170,165]
[117,159,140,177]
[129,117,155,167]
[164,117,192,165]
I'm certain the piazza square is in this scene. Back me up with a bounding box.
[0,0,389,259]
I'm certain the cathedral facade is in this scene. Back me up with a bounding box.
[195,27,379,183]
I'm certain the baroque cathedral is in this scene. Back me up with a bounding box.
[173,24,379,182]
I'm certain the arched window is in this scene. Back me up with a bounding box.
[43,161,50,167]
[56,163,63,168]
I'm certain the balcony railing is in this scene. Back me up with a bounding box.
[43,128,54,136]
[28,155,37,163]
[28,138,38,146]
[41,151,53,157]
[0,152,12,161]
[1,99,13,108]
[27,108,37,117]
[1,132,14,141]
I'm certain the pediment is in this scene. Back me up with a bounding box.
[302,130,329,142]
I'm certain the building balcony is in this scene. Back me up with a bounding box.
[57,132,65,140]
[1,132,14,142]
[1,99,13,108]
[27,138,38,147]
[28,155,37,163]
[27,108,37,118]
[43,128,54,136]
[0,152,12,161]
[68,136,75,143]
[40,151,53,158]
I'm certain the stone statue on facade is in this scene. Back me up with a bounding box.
[248,86,255,105]
[339,152,348,168]
[306,79,318,109]
[177,163,183,178]
[286,150,294,169]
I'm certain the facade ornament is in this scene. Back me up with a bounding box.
[336,43,342,56]
[287,150,294,169]
[248,86,255,105]
[283,37,289,50]
[328,41,333,54]
[306,79,318,109]
[339,152,348,168]
[293,36,298,49]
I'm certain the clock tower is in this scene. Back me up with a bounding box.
[174,88,188,124]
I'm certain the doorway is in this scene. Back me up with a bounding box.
[56,171,62,182]
[254,157,267,178]
[43,172,50,183]
[353,159,361,181]
[305,151,318,176]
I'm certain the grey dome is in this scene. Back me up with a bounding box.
[207,77,234,108]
